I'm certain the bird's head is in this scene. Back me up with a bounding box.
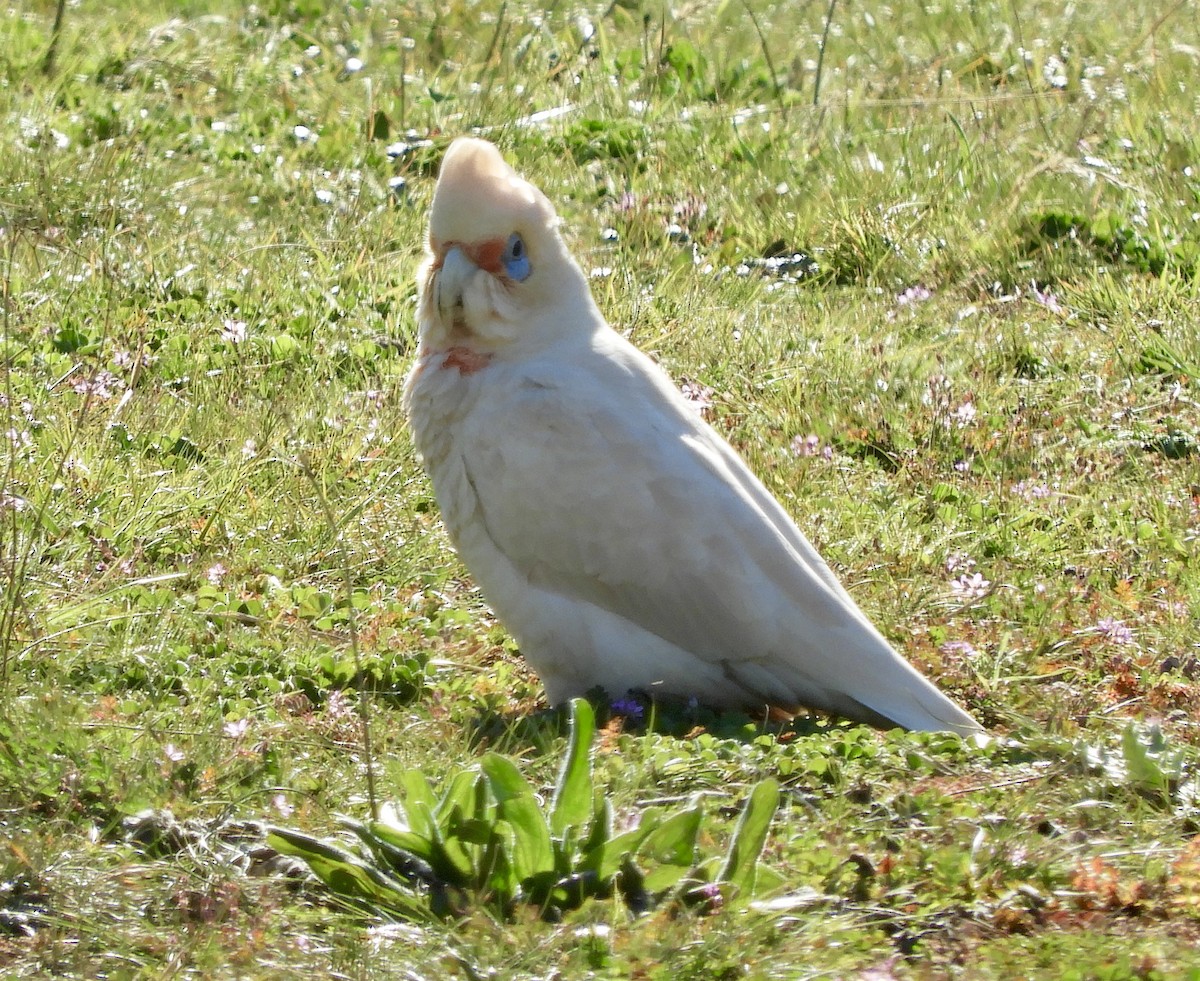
[417,138,593,355]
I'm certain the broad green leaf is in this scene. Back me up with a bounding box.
[1118,724,1166,791]
[716,779,780,902]
[436,831,477,882]
[397,769,437,837]
[550,698,595,839]
[586,810,664,881]
[267,826,358,866]
[481,752,534,804]
[664,37,705,83]
[483,819,518,897]
[638,804,702,868]
[751,864,788,896]
[498,804,554,881]
[642,863,692,893]
[449,778,494,882]
[482,754,554,880]
[581,796,612,861]
[266,827,429,919]
[453,817,502,846]
[426,812,476,884]
[437,768,485,823]
[345,810,420,853]
[345,818,437,883]
[356,815,436,864]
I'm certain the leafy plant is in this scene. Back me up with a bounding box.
[1024,209,1200,279]
[1083,724,1199,814]
[269,699,781,919]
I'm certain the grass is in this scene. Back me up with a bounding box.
[2,0,1200,976]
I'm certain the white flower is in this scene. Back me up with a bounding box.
[223,718,250,739]
[220,319,247,343]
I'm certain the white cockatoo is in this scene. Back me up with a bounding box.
[403,137,983,736]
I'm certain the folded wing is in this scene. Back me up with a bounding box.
[456,335,982,735]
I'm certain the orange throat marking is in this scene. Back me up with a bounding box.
[441,345,493,375]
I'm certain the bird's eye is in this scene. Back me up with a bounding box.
[502,233,532,282]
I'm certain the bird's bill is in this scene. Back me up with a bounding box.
[434,245,474,327]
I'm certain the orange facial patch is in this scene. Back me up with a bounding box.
[463,238,506,275]
[429,237,507,276]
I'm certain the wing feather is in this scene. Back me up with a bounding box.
[454,332,979,733]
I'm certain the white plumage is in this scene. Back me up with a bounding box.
[403,137,982,736]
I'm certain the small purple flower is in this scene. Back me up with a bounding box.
[72,370,122,399]
[6,428,32,452]
[672,195,708,227]
[924,374,952,412]
[610,697,644,721]
[791,434,822,458]
[1,493,27,512]
[1031,285,1062,313]
[896,284,933,306]
[680,381,714,415]
[325,689,354,719]
[693,882,723,911]
[1012,480,1053,501]
[1159,599,1188,618]
[949,572,990,601]
[945,552,975,574]
[950,401,976,428]
[941,640,978,658]
[1094,617,1134,646]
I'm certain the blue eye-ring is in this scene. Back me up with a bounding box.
[502,233,532,282]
